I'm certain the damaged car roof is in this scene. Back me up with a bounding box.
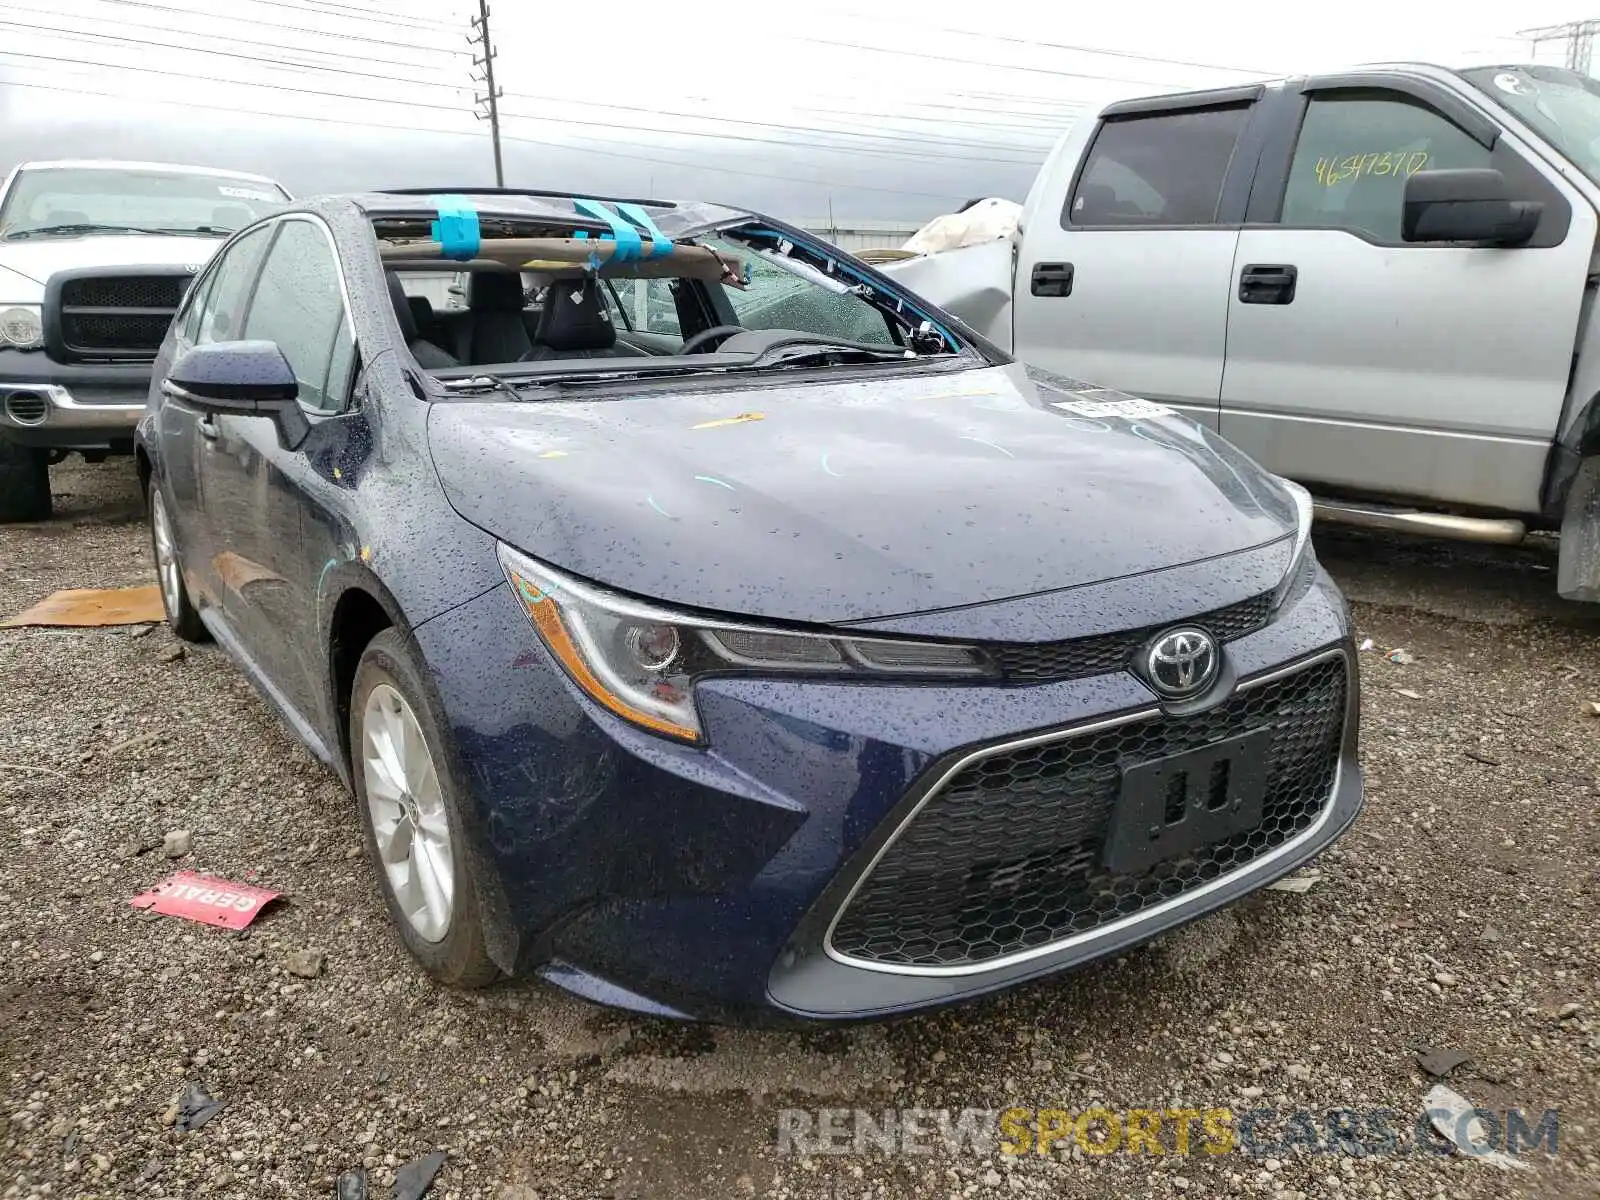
[346,188,750,238]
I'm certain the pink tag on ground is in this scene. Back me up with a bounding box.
[130,871,282,929]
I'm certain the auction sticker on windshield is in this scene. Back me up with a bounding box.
[130,871,282,929]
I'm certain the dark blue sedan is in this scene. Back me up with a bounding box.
[134,188,1361,1023]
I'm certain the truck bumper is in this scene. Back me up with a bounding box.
[0,350,150,452]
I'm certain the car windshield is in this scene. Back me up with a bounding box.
[1460,64,1600,187]
[0,166,289,239]
[384,215,969,383]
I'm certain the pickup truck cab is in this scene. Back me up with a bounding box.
[891,62,1600,602]
[0,160,290,521]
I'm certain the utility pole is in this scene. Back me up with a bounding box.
[469,0,505,186]
[1519,18,1600,74]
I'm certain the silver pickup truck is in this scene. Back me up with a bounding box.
[890,62,1600,602]
[0,160,289,521]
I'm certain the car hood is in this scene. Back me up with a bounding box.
[427,362,1296,625]
[0,233,223,286]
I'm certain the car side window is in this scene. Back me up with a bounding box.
[1280,94,1496,242]
[242,219,352,413]
[606,277,682,337]
[195,226,270,346]
[1065,104,1250,227]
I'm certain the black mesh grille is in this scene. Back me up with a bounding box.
[986,592,1273,684]
[61,313,172,351]
[60,276,186,310]
[55,273,184,357]
[829,654,1346,969]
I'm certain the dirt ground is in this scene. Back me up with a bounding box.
[1,459,1597,1200]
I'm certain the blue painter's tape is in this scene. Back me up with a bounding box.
[616,202,673,258]
[429,194,480,260]
[573,197,642,263]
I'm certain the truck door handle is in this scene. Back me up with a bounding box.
[1239,264,1297,305]
[1030,262,1074,297]
[197,414,219,441]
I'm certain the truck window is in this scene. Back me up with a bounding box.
[1064,104,1250,228]
[1279,94,1498,242]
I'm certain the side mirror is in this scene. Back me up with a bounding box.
[1402,168,1542,246]
[161,340,308,450]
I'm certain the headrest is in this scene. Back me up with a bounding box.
[406,295,434,329]
[386,271,417,342]
[467,270,528,312]
[45,208,89,226]
[533,277,616,353]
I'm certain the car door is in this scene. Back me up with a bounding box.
[1011,91,1262,430]
[1220,75,1593,514]
[206,215,355,725]
[156,224,273,614]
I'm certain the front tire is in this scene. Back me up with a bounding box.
[350,628,499,988]
[147,479,208,642]
[0,439,51,523]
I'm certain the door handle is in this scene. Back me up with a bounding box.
[1239,264,1297,305]
[1030,262,1074,297]
[197,414,219,441]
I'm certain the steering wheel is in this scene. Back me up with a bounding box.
[679,324,745,354]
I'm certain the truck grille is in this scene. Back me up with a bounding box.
[828,653,1346,970]
[53,272,187,360]
[986,592,1273,684]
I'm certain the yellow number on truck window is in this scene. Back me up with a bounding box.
[1314,149,1429,187]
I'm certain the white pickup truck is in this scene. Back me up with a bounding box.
[0,160,290,521]
[888,61,1600,602]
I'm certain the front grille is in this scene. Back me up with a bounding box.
[986,593,1273,685]
[829,654,1346,970]
[60,276,186,310]
[54,273,186,360]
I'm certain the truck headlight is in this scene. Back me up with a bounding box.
[499,544,997,743]
[1271,478,1317,611]
[0,306,43,349]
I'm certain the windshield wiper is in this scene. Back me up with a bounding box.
[2,222,175,240]
[739,342,926,370]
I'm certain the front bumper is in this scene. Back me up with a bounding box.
[0,349,150,450]
[413,565,1361,1025]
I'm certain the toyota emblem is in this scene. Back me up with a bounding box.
[1144,627,1219,699]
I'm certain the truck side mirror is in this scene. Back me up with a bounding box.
[1401,168,1542,247]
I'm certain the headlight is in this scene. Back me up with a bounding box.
[1271,477,1317,611]
[0,305,42,349]
[498,544,997,743]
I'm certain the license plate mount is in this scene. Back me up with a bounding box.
[1103,730,1272,875]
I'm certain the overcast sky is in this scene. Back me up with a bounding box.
[0,0,1592,223]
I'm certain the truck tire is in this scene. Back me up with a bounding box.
[1557,455,1600,603]
[0,439,51,523]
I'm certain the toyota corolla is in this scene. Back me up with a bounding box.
[134,189,1362,1023]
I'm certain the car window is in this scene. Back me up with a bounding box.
[1280,94,1495,241]
[195,226,270,346]
[606,277,681,337]
[690,235,893,345]
[242,219,352,413]
[1065,104,1250,226]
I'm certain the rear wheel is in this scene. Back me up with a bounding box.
[0,439,51,523]
[147,480,208,642]
[350,629,499,988]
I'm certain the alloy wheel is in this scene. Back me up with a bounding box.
[361,683,455,943]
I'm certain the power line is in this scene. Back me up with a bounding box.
[62,0,468,59]
[497,90,1053,156]
[0,43,1047,166]
[792,34,1195,87]
[264,0,462,31]
[0,16,471,93]
[827,13,1280,76]
[0,69,999,202]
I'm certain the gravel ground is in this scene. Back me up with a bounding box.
[2,459,1598,1200]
